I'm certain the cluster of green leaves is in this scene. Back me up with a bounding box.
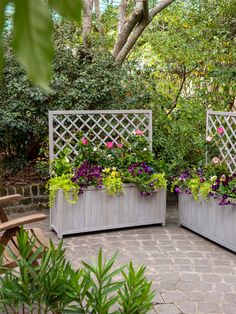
[46,174,79,208]
[0,0,82,90]
[102,168,124,196]
[0,228,155,313]
[187,177,212,201]
[152,101,210,176]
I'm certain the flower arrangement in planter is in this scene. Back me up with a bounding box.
[172,125,236,205]
[49,131,167,238]
[48,130,166,206]
[172,124,236,252]
[172,162,236,206]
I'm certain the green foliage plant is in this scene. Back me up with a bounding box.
[0,228,156,314]
[118,262,156,314]
[0,0,82,90]
[47,174,79,208]
[102,167,124,196]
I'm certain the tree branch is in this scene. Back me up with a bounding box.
[149,0,176,20]
[118,0,129,34]
[167,66,186,116]
[114,0,176,64]
[113,0,144,58]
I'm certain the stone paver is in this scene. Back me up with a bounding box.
[10,205,236,314]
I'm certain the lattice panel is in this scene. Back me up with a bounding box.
[49,110,152,161]
[207,111,236,174]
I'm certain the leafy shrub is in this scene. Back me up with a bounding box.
[152,100,219,177]
[0,22,151,167]
[0,228,155,313]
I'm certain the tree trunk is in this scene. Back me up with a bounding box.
[82,0,93,45]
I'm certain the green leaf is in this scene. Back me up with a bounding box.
[0,0,9,72]
[12,0,53,91]
[48,0,82,24]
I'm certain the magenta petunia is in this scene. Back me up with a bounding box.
[117,143,123,148]
[217,127,224,135]
[81,137,88,145]
[135,129,144,136]
[105,142,114,149]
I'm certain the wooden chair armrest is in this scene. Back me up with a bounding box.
[0,194,23,206]
[0,213,47,232]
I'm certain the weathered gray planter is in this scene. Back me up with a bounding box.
[179,193,236,252]
[50,184,166,238]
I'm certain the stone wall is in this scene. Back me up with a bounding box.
[0,184,178,217]
[0,184,49,214]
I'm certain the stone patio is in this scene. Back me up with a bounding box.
[14,205,236,314]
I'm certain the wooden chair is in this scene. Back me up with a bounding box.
[0,194,49,272]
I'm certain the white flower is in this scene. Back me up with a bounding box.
[93,147,98,152]
[210,175,217,182]
[212,157,220,164]
[132,130,136,135]
[65,157,70,163]
[107,154,112,158]
[206,135,213,142]
[72,48,77,57]
[143,148,148,151]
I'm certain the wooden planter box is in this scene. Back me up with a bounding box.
[179,193,236,252]
[50,184,166,238]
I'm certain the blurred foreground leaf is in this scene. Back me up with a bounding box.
[48,0,82,24]
[0,0,82,91]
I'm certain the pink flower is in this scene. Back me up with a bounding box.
[135,129,144,136]
[81,137,88,145]
[217,127,224,135]
[105,142,114,149]
[117,143,123,148]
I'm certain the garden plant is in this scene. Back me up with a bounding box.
[0,228,155,313]
[48,131,167,207]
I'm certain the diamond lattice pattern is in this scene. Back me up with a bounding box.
[49,111,152,161]
[207,111,236,174]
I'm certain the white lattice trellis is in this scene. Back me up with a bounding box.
[207,111,236,174]
[49,110,152,161]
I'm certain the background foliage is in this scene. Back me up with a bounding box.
[0,0,235,179]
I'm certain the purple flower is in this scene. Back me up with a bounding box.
[211,184,219,191]
[222,194,228,200]
[178,170,190,181]
[72,161,103,192]
[197,169,204,176]
[175,187,181,194]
